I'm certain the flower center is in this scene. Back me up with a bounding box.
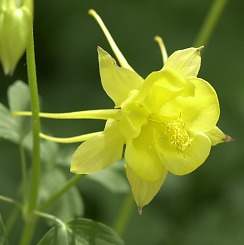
[163,118,191,152]
[149,114,191,152]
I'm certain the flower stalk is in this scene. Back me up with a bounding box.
[194,0,228,46]
[25,27,40,213]
[20,19,41,245]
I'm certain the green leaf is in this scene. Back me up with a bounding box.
[0,214,9,245]
[7,80,30,112]
[0,80,31,143]
[8,80,31,138]
[38,218,124,245]
[0,103,19,143]
[40,139,60,166]
[87,161,130,193]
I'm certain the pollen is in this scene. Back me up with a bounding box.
[149,114,191,152]
[164,118,191,152]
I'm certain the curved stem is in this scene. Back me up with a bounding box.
[33,211,65,228]
[113,193,134,237]
[194,0,228,47]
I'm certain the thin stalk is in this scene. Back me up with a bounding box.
[33,211,65,228]
[38,174,85,211]
[113,193,134,237]
[194,0,228,47]
[0,195,22,209]
[19,142,28,209]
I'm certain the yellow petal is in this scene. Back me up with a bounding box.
[157,132,211,176]
[205,126,233,146]
[139,69,185,113]
[119,94,148,139]
[70,119,124,174]
[159,77,220,132]
[163,47,202,77]
[125,124,165,181]
[126,163,167,212]
[98,48,143,107]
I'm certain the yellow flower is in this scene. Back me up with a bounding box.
[15,9,232,212]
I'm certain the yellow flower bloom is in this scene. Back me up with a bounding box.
[15,9,232,211]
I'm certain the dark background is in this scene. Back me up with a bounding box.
[0,0,243,244]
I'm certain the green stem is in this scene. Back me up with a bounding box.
[19,142,28,209]
[0,195,22,209]
[194,0,228,47]
[33,210,65,227]
[113,193,134,237]
[19,175,84,244]
[38,174,85,211]
[20,24,41,245]
[26,26,41,213]
[20,218,37,245]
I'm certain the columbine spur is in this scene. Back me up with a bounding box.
[15,9,232,212]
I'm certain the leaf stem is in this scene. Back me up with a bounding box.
[194,0,228,47]
[113,193,134,237]
[38,174,85,211]
[33,211,66,228]
[0,195,22,209]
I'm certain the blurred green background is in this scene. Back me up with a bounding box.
[0,0,244,244]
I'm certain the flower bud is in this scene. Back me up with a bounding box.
[0,0,33,75]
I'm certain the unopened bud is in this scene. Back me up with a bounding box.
[0,0,33,75]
